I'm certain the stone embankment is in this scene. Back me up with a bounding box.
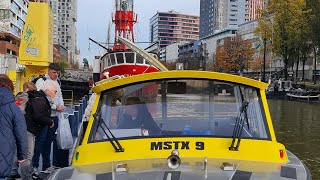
[60,69,93,82]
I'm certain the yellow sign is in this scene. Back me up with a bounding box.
[19,2,53,66]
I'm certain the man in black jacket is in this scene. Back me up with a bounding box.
[31,80,57,177]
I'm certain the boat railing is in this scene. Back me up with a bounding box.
[152,112,238,118]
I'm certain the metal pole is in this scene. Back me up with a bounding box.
[314,46,317,84]
[262,37,267,82]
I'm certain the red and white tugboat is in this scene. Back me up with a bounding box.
[99,0,159,80]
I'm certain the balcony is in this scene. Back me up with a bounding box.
[10,3,20,15]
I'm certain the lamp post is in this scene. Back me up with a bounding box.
[314,46,318,84]
[262,37,267,82]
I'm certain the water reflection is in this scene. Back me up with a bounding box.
[268,100,320,178]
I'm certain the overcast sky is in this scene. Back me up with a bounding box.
[77,0,200,64]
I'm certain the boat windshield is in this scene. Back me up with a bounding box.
[89,79,270,142]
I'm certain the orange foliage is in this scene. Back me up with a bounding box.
[250,56,271,71]
[214,34,255,73]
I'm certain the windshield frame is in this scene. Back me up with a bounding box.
[88,78,271,143]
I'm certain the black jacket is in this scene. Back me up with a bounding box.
[0,87,28,178]
[25,90,53,135]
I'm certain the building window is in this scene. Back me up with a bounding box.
[0,9,10,20]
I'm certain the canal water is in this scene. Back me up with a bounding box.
[268,100,320,178]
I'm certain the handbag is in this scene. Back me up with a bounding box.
[56,112,73,150]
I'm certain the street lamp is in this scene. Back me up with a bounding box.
[314,46,318,84]
[262,37,267,82]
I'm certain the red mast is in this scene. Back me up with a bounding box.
[112,0,137,51]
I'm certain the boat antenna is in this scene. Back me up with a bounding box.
[106,21,112,50]
[89,38,111,51]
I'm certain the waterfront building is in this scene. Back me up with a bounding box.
[248,0,265,21]
[150,11,199,48]
[159,41,186,62]
[200,29,237,63]
[238,19,318,80]
[0,0,29,56]
[48,0,77,64]
[53,44,68,61]
[199,0,246,38]
[178,40,199,59]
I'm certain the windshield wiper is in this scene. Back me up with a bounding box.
[93,113,124,152]
[229,100,249,151]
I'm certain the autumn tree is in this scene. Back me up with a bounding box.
[293,0,313,81]
[261,0,314,80]
[254,8,274,75]
[250,56,272,72]
[306,0,320,83]
[214,34,255,74]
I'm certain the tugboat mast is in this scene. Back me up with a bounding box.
[112,0,137,51]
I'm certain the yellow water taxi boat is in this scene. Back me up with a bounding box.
[47,70,311,179]
[47,37,311,179]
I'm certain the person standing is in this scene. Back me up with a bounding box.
[33,63,65,172]
[0,74,27,180]
[11,82,55,180]
[87,77,93,95]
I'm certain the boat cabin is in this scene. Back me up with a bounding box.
[48,71,310,180]
[100,52,159,79]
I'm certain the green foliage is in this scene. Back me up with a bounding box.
[56,60,69,74]
[255,0,316,80]
[306,0,320,47]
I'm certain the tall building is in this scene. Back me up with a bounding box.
[150,11,199,48]
[248,0,264,21]
[0,0,30,55]
[199,0,247,38]
[49,0,77,64]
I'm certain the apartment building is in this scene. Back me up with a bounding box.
[0,0,29,55]
[150,11,199,48]
[48,0,77,64]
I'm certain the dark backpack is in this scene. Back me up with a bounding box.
[32,75,61,86]
[31,75,46,84]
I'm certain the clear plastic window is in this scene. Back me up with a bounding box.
[109,54,116,65]
[136,54,144,64]
[116,53,124,64]
[90,79,269,142]
[125,53,135,63]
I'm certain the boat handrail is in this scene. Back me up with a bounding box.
[96,73,126,85]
